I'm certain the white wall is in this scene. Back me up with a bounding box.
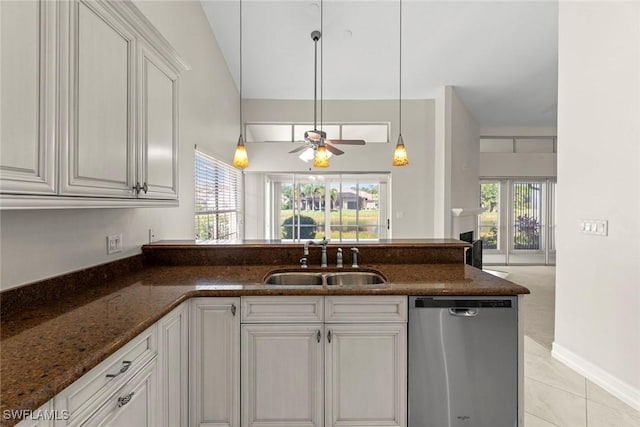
[554,1,640,410]
[450,88,480,216]
[0,0,239,290]
[479,126,557,178]
[479,153,557,177]
[241,99,435,239]
[434,87,480,238]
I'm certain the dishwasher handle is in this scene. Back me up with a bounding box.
[413,298,512,309]
[448,308,479,317]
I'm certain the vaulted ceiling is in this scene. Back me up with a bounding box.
[202,0,558,127]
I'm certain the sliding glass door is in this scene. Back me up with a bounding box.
[480,178,556,265]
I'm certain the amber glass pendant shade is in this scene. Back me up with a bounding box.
[313,141,330,168]
[392,134,409,166]
[233,135,249,169]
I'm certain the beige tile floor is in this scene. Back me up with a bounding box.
[496,266,640,426]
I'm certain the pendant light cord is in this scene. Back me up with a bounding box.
[313,33,317,130]
[239,0,243,137]
[320,0,323,133]
[399,0,402,137]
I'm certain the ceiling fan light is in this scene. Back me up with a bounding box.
[299,147,315,162]
[392,134,409,167]
[233,135,249,169]
[313,143,330,168]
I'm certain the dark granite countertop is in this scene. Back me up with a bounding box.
[0,243,528,426]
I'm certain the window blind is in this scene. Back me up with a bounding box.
[195,151,241,241]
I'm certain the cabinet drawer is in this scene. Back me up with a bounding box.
[54,325,156,424]
[241,296,324,323]
[325,296,408,323]
[82,358,157,427]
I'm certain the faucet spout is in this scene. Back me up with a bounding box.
[303,238,330,267]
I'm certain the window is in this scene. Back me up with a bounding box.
[195,151,242,241]
[480,136,556,153]
[268,173,389,242]
[245,123,390,143]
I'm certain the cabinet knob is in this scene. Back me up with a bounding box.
[117,392,134,408]
[316,330,321,343]
[231,304,237,316]
[133,182,149,194]
[327,330,332,343]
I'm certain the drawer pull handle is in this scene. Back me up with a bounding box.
[231,304,237,316]
[106,361,132,378]
[117,392,134,408]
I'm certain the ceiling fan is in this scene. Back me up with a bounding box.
[288,30,365,158]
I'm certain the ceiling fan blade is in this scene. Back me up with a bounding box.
[325,143,345,155]
[289,145,309,154]
[328,139,366,145]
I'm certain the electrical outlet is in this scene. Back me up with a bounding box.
[148,228,155,243]
[107,234,123,254]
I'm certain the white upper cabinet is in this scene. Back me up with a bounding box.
[138,45,179,199]
[0,0,189,208]
[0,0,57,195]
[59,0,137,198]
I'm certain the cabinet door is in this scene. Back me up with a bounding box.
[157,303,188,427]
[59,0,136,197]
[0,0,57,194]
[137,45,179,199]
[325,324,407,427]
[190,298,240,427]
[83,359,157,427]
[241,324,324,427]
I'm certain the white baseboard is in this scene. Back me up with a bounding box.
[552,342,640,411]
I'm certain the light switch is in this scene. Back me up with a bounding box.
[579,220,608,236]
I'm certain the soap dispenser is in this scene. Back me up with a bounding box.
[336,248,343,268]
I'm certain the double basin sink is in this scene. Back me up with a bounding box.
[264,270,386,287]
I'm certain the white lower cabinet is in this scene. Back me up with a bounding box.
[325,324,407,427]
[241,324,324,427]
[240,296,408,427]
[82,359,157,426]
[26,296,407,427]
[53,325,157,426]
[157,303,189,427]
[189,298,240,427]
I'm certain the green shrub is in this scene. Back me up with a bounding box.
[282,215,317,239]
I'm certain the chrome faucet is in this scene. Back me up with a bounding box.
[303,237,330,267]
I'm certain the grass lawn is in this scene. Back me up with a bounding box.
[479,211,498,227]
[280,209,380,239]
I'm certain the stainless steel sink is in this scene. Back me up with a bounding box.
[263,270,386,286]
[325,272,386,286]
[263,272,324,286]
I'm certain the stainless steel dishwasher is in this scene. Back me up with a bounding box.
[409,296,518,427]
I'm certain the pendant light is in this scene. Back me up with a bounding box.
[313,1,329,168]
[393,0,409,166]
[232,0,249,169]
[314,140,330,168]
